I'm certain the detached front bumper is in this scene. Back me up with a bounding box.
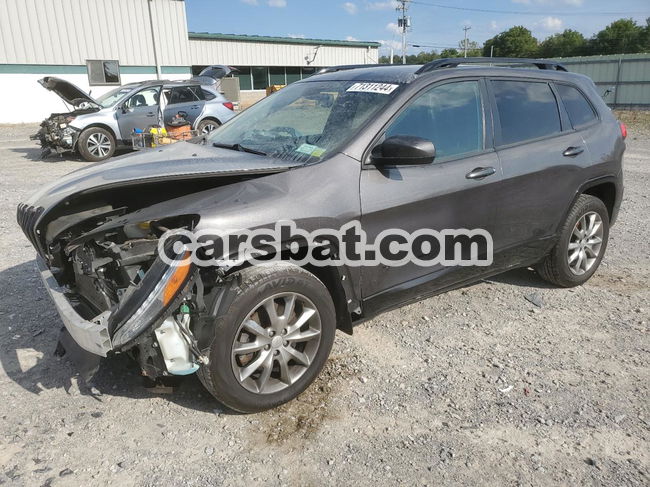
[37,255,112,357]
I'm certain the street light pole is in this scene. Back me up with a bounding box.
[396,0,410,64]
[463,25,471,58]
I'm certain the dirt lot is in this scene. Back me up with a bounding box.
[0,119,648,486]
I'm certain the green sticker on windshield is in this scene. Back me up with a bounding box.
[296,143,326,157]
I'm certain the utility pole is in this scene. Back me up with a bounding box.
[396,0,411,64]
[463,25,471,58]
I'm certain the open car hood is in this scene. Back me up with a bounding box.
[38,77,101,109]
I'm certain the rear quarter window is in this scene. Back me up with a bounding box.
[556,84,597,128]
[492,80,561,146]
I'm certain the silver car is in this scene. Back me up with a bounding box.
[34,74,237,162]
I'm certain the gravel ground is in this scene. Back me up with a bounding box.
[0,120,648,486]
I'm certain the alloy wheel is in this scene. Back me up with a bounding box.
[231,292,322,394]
[87,132,112,158]
[201,123,218,134]
[567,211,604,275]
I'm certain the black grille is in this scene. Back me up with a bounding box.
[17,203,45,251]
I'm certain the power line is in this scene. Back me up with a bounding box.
[409,0,648,16]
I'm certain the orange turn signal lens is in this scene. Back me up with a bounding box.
[162,252,192,307]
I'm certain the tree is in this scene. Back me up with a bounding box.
[538,30,587,58]
[439,48,460,58]
[588,18,646,55]
[482,26,538,57]
[457,40,482,57]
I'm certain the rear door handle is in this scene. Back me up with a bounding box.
[190,105,201,110]
[563,146,584,157]
[466,166,496,180]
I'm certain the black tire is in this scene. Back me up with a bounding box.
[197,118,221,135]
[197,263,336,413]
[77,127,116,162]
[536,194,609,287]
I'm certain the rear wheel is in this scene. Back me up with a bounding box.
[197,118,221,135]
[77,127,115,162]
[197,263,336,413]
[536,194,609,287]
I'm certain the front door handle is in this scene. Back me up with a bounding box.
[146,112,156,117]
[563,146,584,157]
[466,166,496,180]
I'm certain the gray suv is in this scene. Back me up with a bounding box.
[18,58,625,412]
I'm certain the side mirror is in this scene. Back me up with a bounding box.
[121,104,133,114]
[371,135,435,166]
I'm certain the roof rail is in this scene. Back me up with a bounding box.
[317,64,385,74]
[415,57,568,75]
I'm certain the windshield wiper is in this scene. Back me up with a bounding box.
[212,142,267,156]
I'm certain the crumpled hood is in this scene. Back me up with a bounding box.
[24,141,303,210]
[38,76,101,109]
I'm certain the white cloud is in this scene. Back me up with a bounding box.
[538,16,563,31]
[346,35,359,41]
[343,2,358,14]
[489,20,499,31]
[241,0,259,4]
[386,22,401,35]
[366,1,398,11]
[377,39,403,51]
[287,33,306,38]
[268,0,286,6]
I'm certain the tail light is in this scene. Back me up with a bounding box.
[223,102,234,111]
[620,122,627,139]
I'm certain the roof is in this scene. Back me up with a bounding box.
[309,60,583,85]
[188,32,381,48]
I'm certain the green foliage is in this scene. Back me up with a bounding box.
[538,30,587,58]
[587,18,649,55]
[482,26,538,58]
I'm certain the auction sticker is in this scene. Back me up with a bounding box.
[346,82,399,95]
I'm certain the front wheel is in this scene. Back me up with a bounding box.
[536,194,609,287]
[197,263,336,413]
[77,127,116,162]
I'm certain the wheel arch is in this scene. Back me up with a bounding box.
[213,243,359,336]
[196,116,222,130]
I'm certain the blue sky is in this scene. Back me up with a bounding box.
[186,0,649,55]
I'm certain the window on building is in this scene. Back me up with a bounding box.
[269,67,286,86]
[87,60,120,85]
[252,67,269,90]
[556,84,597,128]
[233,67,252,91]
[286,67,301,84]
[492,80,561,145]
[386,81,484,161]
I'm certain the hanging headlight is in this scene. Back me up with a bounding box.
[110,245,194,349]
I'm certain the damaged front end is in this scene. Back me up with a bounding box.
[20,201,207,379]
[17,141,302,381]
[31,113,84,157]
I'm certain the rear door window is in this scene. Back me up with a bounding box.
[491,80,561,145]
[556,84,597,128]
[170,86,199,105]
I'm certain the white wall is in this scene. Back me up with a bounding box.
[189,39,379,67]
[0,0,189,66]
[0,72,190,124]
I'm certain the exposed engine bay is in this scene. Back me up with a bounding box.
[31,109,95,157]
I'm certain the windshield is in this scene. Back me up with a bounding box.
[207,80,400,162]
[95,87,134,108]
